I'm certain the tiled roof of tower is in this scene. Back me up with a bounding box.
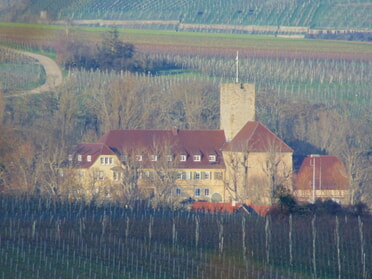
[222,122,293,153]
[294,155,349,191]
[73,143,115,168]
[98,129,226,168]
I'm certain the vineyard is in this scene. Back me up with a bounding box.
[0,194,371,279]
[5,0,372,31]
[151,53,372,117]
[0,13,371,279]
[0,47,45,92]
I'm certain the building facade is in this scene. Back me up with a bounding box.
[65,82,293,205]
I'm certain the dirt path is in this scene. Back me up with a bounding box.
[3,48,63,97]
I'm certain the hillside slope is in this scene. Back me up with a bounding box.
[2,0,371,31]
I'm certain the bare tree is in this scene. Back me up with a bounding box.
[223,150,249,202]
[141,140,180,207]
[110,153,143,205]
[168,81,219,129]
[3,141,37,193]
[261,140,293,204]
[87,75,150,132]
[0,90,4,125]
[223,137,292,205]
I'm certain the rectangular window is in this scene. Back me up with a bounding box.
[194,171,201,180]
[180,155,187,162]
[78,170,85,181]
[208,155,216,162]
[120,154,127,162]
[136,155,142,161]
[202,171,211,180]
[214,172,223,180]
[176,188,181,196]
[204,188,210,196]
[94,170,104,180]
[193,155,201,162]
[150,155,157,162]
[177,172,182,180]
[166,155,172,162]
[100,157,113,165]
[77,155,82,162]
[113,171,122,181]
[195,188,201,197]
[87,155,92,162]
[99,171,104,180]
[68,154,73,161]
[104,188,111,198]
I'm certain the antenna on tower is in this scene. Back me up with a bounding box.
[235,51,239,83]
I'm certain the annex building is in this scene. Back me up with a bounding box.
[293,155,350,204]
[65,82,293,205]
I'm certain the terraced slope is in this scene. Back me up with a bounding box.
[8,0,372,30]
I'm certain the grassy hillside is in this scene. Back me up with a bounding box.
[4,0,372,30]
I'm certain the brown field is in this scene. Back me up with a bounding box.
[0,23,371,61]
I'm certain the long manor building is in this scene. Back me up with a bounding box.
[65,82,293,205]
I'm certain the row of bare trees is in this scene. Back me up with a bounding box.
[0,71,219,201]
[1,65,371,205]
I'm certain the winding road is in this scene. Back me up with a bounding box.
[3,47,63,97]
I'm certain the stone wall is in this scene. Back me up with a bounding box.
[220,83,255,142]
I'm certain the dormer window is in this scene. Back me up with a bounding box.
[208,155,216,162]
[100,157,113,165]
[77,155,82,162]
[136,155,142,162]
[87,155,92,162]
[68,154,73,161]
[120,154,127,162]
[166,155,172,162]
[193,155,201,162]
[180,155,187,162]
[150,155,157,162]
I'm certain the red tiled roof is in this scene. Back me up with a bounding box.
[73,143,115,168]
[72,122,292,169]
[223,122,293,153]
[191,201,274,216]
[191,201,241,213]
[294,155,349,191]
[246,203,274,216]
[98,129,226,169]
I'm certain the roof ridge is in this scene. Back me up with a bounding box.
[248,121,259,142]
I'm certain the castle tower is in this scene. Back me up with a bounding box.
[220,82,255,142]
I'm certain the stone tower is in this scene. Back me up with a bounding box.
[220,83,255,142]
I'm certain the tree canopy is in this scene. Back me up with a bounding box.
[59,28,139,72]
